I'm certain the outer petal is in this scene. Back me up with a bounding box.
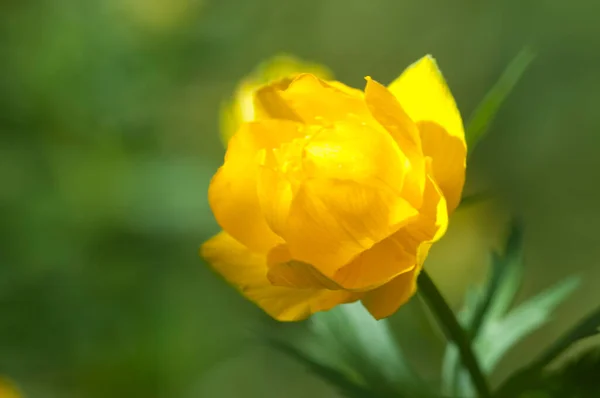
[266,245,342,290]
[208,120,304,253]
[284,178,418,277]
[418,121,466,213]
[361,265,419,320]
[220,55,333,143]
[364,77,426,208]
[256,74,369,124]
[387,55,466,211]
[201,232,359,321]
[360,172,448,318]
[331,234,417,291]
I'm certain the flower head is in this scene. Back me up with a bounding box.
[203,55,466,321]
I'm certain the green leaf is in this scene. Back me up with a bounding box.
[495,306,600,397]
[441,224,523,396]
[307,302,428,396]
[457,190,496,209]
[542,347,600,398]
[457,276,580,397]
[466,47,535,155]
[533,305,600,367]
[267,338,379,398]
[441,286,479,396]
[476,275,580,372]
[266,302,434,398]
[442,224,581,397]
[496,348,600,398]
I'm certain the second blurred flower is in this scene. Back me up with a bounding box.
[220,55,333,144]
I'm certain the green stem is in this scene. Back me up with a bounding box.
[417,270,492,398]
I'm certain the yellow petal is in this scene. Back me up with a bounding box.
[361,265,420,320]
[201,232,359,321]
[285,178,419,276]
[332,170,446,291]
[259,74,369,124]
[256,154,294,238]
[387,55,466,211]
[266,244,342,290]
[220,55,333,143]
[418,121,466,212]
[400,168,449,245]
[253,77,303,122]
[364,77,421,157]
[360,174,448,318]
[208,120,304,253]
[301,118,407,184]
[332,234,417,291]
[388,55,464,141]
[364,77,426,208]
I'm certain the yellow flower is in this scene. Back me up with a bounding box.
[219,55,333,144]
[202,55,466,321]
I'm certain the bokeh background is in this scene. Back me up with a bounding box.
[1,0,600,397]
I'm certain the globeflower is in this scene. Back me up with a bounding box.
[202,55,466,321]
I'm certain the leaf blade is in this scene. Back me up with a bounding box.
[476,275,581,372]
[466,47,535,155]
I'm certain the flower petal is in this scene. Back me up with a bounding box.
[418,121,466,212]
[388,55,464,141]
[201,232,359,321]
[387,55,466,211]
[266,244,342,290]
[361,265,420,320]
[301,118,408,185]
[257,74,369,124]
[364,77,426,208]
[285,178,419,276]
[253,78,303,122]
[400,167,449,245]
[221,55,333,143]
[332,234,417,291]
[364,77,422,157]
[256,155,295,238]
[332,170,446,291]
[360,173,448,318]
[208,120,304,253]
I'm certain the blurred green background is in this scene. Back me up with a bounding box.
[1,0,600,397]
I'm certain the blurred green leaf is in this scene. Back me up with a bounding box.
[495,306,600,397]
[476,275,580,372]
[267,338,380,398]
[497,348,600,398]
[457,191,496,209]
[542,347,600,398]
[532,305,600,368]
[442,224,523,396]
[308,303,429,396]
[457,276,581,397]
[268,303,434,398]
[443,224,580,397]
[466,47,535,155]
